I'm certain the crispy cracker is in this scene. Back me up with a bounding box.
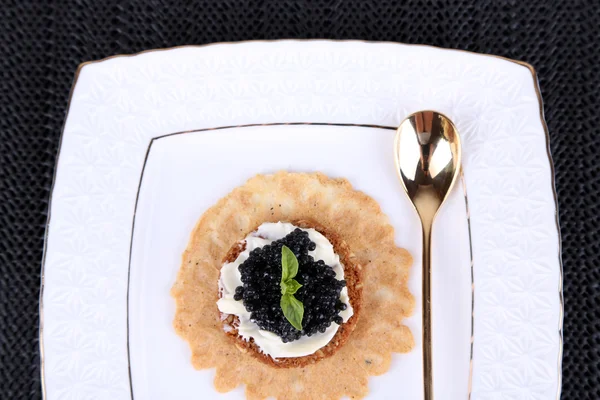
[172,172,415,399]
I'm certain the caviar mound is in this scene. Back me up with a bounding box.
[220,219,363,368]
[235,227,347,343]
[172,172,414,399]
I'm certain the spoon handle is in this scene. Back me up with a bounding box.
[413,189,440,400]
[422,222,433,400]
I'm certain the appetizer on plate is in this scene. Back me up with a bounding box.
[172,172,414,399]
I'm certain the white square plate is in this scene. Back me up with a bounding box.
[40,40,562,400]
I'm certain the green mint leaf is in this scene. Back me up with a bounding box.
[283,279,302,295]
[281,245,299,283]
[280,294,304,331]
[280,247,303,330]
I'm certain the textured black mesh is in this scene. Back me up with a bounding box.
[0,0,598,398]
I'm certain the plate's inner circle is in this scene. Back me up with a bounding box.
[128,124,472,399]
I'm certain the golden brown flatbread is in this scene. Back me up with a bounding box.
[172,172,414,399]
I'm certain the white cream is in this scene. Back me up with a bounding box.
[217,222,354,359]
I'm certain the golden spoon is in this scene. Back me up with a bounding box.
[394,110,462,400]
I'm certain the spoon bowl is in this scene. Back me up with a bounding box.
[394,110,462,400]
[395,111,462,206]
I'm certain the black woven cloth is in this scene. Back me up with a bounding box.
[1,0,598,398]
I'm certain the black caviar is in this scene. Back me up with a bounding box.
[235,228,347,343]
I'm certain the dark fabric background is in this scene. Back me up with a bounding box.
[1,0,598,398]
